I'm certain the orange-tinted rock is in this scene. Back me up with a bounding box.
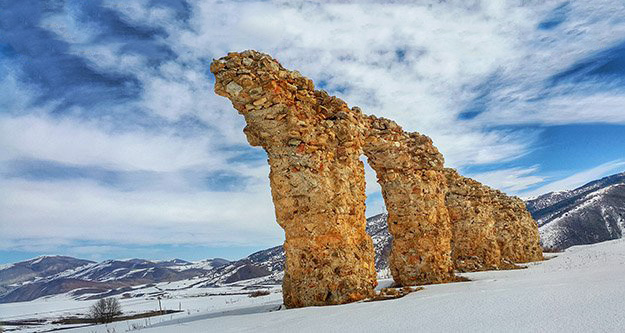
[364,117,454,285]
[444,169,501,272]
[211,50,543,306]
[491,192,544,264]
[444,169,543,270]
[211,50,376,308]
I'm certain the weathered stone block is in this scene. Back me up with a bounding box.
[491,192,544,264]
[444,169,501,272]
[364,117,454,285]
[211,50,376,308]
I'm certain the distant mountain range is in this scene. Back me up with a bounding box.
[0,214,393,304]
[526,171,625,250]
[0,256,229,303]
[2,172,623,304]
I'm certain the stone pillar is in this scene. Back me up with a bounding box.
[444,169,502,272]
[211,51,376,308]
[491,192,543,264]
[363,116,454,286]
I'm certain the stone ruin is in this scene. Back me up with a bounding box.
[211,50,543,308]
[445,168,502,272]
[211,51,376,307]
[444,169,543,271]
[364,117,454,286]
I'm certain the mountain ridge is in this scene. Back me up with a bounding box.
[526,172,625,249]
[0,215,392,304]
[3,171,624,304]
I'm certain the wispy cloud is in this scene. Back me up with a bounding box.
[468,166,545,194]
[477,93,625,126]
[0,177,282,249]
[522,159,625,198]
[1,0,625,259]
[0,114,229,172]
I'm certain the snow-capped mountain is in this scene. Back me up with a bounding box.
[0,215,393,304]
[366,213,392,273]
[0,256,94,297]
[5,170,623,304]
[0,257,230,303]
[527,172,625,250]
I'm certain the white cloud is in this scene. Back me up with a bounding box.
[0,178,282,249]
[0,114,228,172]
[468,166,545,194]
[3,0,625,257]
[477,93,625,126]
[522,159,625,198]
[470,1,625,127]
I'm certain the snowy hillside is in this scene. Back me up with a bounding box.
[527,172,625,249]
[3,237,623,332]
[139,238,625,332]
[365,213,392,274]
[0,215,393,304]
[6,169,625,305]
[0,256,94,298]
[0,257,230,303]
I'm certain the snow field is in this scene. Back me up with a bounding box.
[3,238,625,333]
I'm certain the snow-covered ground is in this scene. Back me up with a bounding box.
[3,238,625,332]
[0,283,283,332]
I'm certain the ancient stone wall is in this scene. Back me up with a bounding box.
[444,169,543,270]
[211,51,376,308]
[363,116,454,285]
[491,192,544,264]
[444,169,502,271]
[211,50,543,307]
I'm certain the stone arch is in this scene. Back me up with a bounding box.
[211,50,542,308]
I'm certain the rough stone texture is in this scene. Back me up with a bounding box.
[364,116,454,285]
[444,169,502,272]
[211,51,376,308]
[445,169,543,270]
[491,192,544,264]
[211,50,543,307]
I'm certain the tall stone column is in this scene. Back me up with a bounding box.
[211,51,376,308]
[363,116,454,286]
[444,169,502,271]
[491,192,543,264]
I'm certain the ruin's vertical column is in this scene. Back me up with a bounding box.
[491,192,543,264]
[211,51,376,308]
[363,116,454,285]
[444,169,502,271]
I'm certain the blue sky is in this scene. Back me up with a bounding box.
[1,0,624,264]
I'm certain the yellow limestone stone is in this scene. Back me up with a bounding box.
[211,50,376,308]
[211,50,543,307]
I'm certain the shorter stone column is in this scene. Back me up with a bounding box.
[364,116,454,285]
[492,192,544,263]
[444,169,501,272]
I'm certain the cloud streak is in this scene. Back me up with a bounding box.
[0,177,281,249]
[521,159,625,198]
[468,166,545,194]
[1,0,625,259]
